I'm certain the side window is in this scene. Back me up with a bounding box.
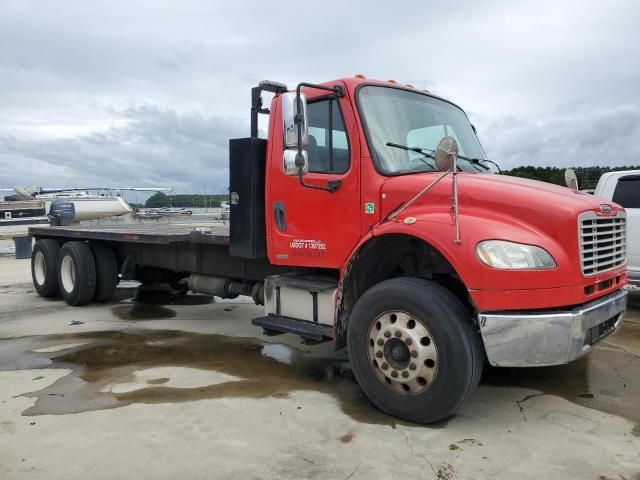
[612,177,640,208]
[306,98,349,173]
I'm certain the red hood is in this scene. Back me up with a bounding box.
[380,172,622,220]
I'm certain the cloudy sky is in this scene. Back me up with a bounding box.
[1,0,639,195]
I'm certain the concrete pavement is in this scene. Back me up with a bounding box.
[0,255,639,479]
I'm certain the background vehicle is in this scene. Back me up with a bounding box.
[593,170,640,285]
[28,77,628,424]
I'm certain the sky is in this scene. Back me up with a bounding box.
[1,0,639,195]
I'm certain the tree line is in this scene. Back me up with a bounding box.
[503,165,640,189]
[144,192,228,208]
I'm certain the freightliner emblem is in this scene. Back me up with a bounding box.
[600,204,613,213]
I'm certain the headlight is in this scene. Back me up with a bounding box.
[476,240,556,270]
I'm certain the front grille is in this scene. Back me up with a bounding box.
[578,211,626,276]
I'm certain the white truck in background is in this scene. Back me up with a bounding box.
[594,170,640,285]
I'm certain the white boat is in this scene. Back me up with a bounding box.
[5,185,172,223]
[34,191,133,221]
[0,200,49,239]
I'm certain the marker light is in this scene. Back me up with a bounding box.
[476,240,556,270]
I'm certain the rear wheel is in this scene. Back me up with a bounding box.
[57,241,96,306]
[31,239,60,297]
[347,277,483,424]
[91,243,118,302]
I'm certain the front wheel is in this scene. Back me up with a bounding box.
[347,277,483,424]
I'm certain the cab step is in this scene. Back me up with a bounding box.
[252,315,333,343]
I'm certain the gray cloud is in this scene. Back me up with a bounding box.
[0,106,245,192]
[482,105,640,169]
[1,0,639,192]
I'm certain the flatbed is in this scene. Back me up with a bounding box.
[29,223,230,245]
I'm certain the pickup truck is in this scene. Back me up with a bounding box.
[593,169,639,285]
[28,77,629,423]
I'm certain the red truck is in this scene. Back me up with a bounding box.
[28,77,629,423]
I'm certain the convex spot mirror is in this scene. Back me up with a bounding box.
[435,136,459,172]
[283,150,308,175]
[564,168,579,190]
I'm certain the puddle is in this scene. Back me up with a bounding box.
[482,320,640,427]
[0,329,401,426]
[110,288,214,320]
[1,318,638,429]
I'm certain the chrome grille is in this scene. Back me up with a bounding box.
[578,211,626,276]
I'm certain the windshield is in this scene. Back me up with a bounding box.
[357,86,490,174]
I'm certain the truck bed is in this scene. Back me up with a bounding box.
[29,222,230,245]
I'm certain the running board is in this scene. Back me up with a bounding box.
[252,315,333,343]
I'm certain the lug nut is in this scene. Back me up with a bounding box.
[405,338,413,346]
[394,331,402,338]
[384,331,391,338]
[409,363,416,370]
[375,351,383,358]
[391,371,398,378]
[377,339,384,346]
[411,350,418,358]
[401,371,409,378]
[381,363,389,370]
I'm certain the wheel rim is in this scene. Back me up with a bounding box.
[60,255,76,293]
[366,310,438,395]
[34,251,46,286]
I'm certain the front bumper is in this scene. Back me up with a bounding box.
[628,268,640,286]
[478,289,628,367]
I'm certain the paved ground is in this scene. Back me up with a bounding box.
[0,254,638,479]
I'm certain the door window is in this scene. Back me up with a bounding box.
[306,98,349,173]
[612,177,640,208]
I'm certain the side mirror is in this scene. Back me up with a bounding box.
[282,91,308,148]
[283,150,308,175]
[435,136,459,172]
[564,169,579,190]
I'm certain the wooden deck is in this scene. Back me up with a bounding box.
[29,222,230,245]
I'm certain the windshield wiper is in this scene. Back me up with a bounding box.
[386,142,436,169]
[387,141,503,174]
[456,154,503,174]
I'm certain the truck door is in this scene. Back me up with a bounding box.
[612,175,640,276]
[267,85,361,269]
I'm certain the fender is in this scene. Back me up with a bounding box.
[333,215,470,347]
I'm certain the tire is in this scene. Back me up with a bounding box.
[31,239,60,297]
[347,277,483,424]
[91,243,118,303]
[57,241,96,306]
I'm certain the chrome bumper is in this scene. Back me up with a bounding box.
[628,269,640,286]
[478,289,628,367]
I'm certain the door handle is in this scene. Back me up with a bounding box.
[273,202,286,232]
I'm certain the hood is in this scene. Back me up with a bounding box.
[380,173,622,219]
